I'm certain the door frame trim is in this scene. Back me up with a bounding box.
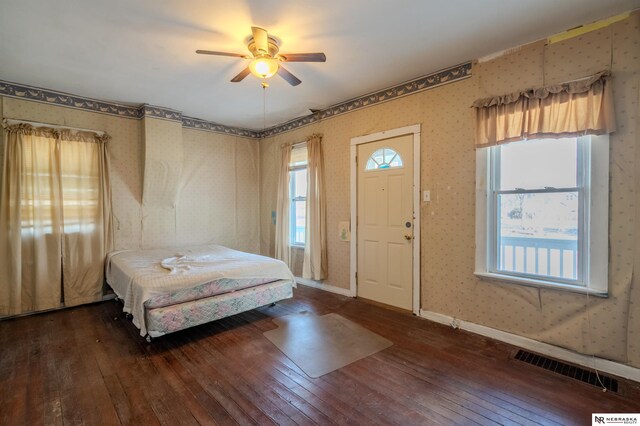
[350,124,421,314]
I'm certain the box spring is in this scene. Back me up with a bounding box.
[145,279,293,338]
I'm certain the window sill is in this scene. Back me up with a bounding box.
[290,244,305,249]
[474,272,608,297]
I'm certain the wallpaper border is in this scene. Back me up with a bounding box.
[0,80,142,119]
[259,61,472,137]
[181,116,261,138]
[0,61,471,139]
[142,104,182,122]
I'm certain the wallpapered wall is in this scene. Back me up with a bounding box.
[178,128,260,254]
[260,15,640,367]
[0,96,261,254]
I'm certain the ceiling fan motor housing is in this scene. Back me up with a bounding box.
[248,36,280,58]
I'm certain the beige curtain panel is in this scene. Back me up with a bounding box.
[0,122,113,316]
[275,145,291,267]
[473,71,616,147]
[303,134,328,280]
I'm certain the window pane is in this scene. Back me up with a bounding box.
[290,165,307,245]
[373,150,384,164]
[499,138,577,190]
[20,137,99,234]
[497,192,579,281]
[60,140,100,233]
[290,145,308,167]
[291,200,306,244]
[291,168,307,197]
[365,148,403,171]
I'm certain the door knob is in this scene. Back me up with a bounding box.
[404,234,413,241]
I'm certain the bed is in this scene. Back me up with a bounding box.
[105,244,296,340]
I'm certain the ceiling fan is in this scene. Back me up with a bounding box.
[196,26,326,86]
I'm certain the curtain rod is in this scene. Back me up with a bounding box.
[3,118,106,136]
[282,140,307,148]
[282,134,323,148]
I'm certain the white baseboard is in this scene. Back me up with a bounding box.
[419,309,640,382]
[295,277,354,297]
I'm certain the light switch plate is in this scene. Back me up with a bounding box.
[423,190,431,202]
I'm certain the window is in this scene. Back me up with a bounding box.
[365,148,403,170]
[21,135,100,235]
[475,135,609,295]
[290,144,307,246]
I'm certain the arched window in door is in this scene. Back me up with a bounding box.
[365,148,403,171]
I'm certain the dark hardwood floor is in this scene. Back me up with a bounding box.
[1,285,639,425]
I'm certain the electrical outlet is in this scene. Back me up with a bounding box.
[423,190,431,202]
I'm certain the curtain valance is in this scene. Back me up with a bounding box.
[473,71,616,147]
[2,121,111,143]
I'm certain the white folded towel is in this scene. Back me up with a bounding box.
[160,255,192,274]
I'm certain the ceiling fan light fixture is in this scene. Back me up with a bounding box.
[249,57,279,79]
[196,26,325,85]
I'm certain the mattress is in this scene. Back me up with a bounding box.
[105,244,296,336]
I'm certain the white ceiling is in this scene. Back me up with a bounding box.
[1,0,638,130]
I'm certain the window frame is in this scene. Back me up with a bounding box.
[475,135,609,296]
[289,146,308,247]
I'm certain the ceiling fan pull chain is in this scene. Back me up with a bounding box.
[262,80,268,130]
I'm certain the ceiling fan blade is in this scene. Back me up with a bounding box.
[231,67,251,82]
[279,53,326,62]
[277,66,302,86]
[251,26,269,55]
[196,50,246,58]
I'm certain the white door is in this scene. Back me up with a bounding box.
[357,134,413,310]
